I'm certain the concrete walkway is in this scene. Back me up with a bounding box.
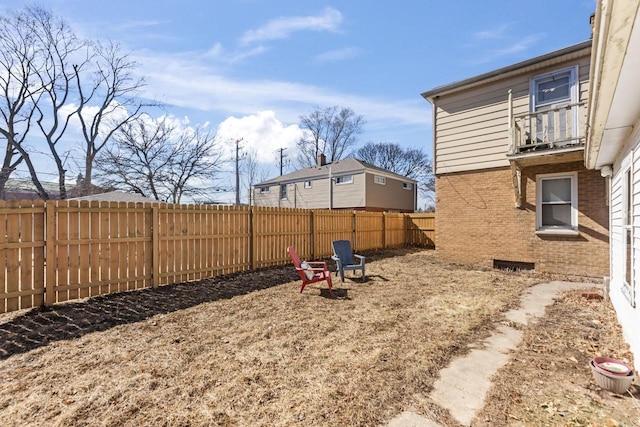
[387,281,597,427]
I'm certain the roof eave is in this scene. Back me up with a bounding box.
[421,40,592,102]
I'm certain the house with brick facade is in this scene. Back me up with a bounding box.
[253,155,417,212]
[585,0,640,368]
[421,38,609,277]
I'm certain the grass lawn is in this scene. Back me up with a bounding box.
[0,248,636,426]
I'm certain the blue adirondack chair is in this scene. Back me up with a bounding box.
[331,240,365,282]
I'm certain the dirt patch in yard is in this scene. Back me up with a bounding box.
[0,248,637,426]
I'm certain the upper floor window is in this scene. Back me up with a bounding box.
[536,172,578,234]
[335,175,353,185]
[374,175,386,185]
[280,184,287,199]
[403,182,413,190]
[530,67,578,143]
[260,187,270,193]
[304,180,312,189]
[531,68,575,110]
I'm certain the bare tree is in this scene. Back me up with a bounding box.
[354,142,434,200]
[0,6,152,200]
[0,7,43,198]
[25,6,91,199]
[297,106,365,167]
[242,149,270,205]
[74,40,149,195]
[95,115,224,204]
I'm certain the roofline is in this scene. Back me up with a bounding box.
[254,162,418,187]
[421,40,592,101]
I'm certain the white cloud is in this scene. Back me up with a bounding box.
[471,34,542,64]
[473,23,513,40]
[135,50,429,128]
[205,42,270,64]
[314,47,360,63]
[215,111,303,163]
[239,7,342,45]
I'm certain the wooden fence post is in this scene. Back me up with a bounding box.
[45,200,57,307]
[352,211,356,249]
[152,205,159,288]
[404,214,410,246]
[382,212,387,248]
[249,208,256,270]
[309,210,315,259]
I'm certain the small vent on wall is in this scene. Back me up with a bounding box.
[493,259,535,272]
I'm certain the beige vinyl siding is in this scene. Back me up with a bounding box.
[253,173,366,209]
[287,180,331,209]
[253,185,281,207]
[365,173,415,211]
[434,54,590,175]
[333,172,365,208]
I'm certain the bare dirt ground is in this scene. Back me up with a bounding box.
[0,248,637,426]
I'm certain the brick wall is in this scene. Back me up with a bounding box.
[435,161,609,277]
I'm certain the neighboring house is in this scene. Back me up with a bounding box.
[585,0,640,368]
[69,190,160,204]
[3,177,110,200]
[421,35,609,277]
[253,154,417,212]
[3,179,70,200]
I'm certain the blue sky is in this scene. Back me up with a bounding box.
[1,0,596,205]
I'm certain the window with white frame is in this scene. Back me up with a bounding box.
[374,175,386,185]
[280,184,287,199]
[536,172,578,232]
[335,175,353,185]
[530,67,578,143]
[304,180,312,189]
[623,168,636,307]
[403,182,412,190]
[260,186,270,193]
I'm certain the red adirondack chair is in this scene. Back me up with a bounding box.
[287,246,333,296]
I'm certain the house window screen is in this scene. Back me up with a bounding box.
[280,184,287,199]
[536,172,577,231]
[623,168,635,307]
[531,67,577,144]
[534,72,571,107]
[541,178,572,226]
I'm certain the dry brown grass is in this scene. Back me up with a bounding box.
[0,248,636,426]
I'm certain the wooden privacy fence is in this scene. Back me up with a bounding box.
[0,200,435,313]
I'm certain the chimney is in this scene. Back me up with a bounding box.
[317,153,326,166]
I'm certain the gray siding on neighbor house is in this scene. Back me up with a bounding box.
[253,172,366,209]
[433,53,590,175]
[365,173,415,211]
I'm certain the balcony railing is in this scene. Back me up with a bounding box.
[508,96,586,156]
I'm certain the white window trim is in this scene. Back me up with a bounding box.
[260,186,270,193]
[530,66,578,111]
[403,182,413,190]
[335,175,353,185]
[530,66,579,142]
[622,166,636,307]
[374,175,386,185]
[535,171,578,235]
[304,180,312,189]
[280,184,287,200]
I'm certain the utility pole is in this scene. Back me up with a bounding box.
[235,138,243,205]
[277,147,287,176]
